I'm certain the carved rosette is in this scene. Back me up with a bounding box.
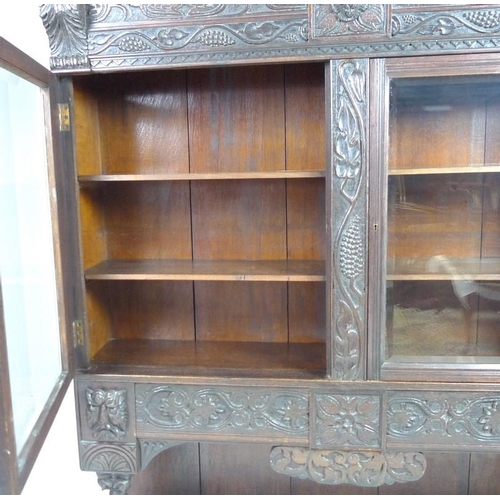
[314,394,380,448]
[312,4,389,38]
[136,385,308,438]
[392,8,500,37]
[270,447,426,486]
[388,393,500,447]
[86,388,128,441]
[40,4,89,71]
[330,59,368,380]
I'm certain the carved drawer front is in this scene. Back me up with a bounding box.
[387,391,500,451]
[135,384,309,442]
[312,393,382,449]
[76,381,135,442]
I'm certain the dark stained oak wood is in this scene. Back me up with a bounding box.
[469,453,500,494]
[84,258,326,281]
[187,65,286,173]
[89,339,326,378]
[291,478,375,495]
[129,443,201,495]
[199,443,291,495]
[378,452,470,495]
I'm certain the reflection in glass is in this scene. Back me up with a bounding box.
[386,75,500,360]
[0,68,62,453]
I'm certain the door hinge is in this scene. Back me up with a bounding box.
[72,320,84,347]
[58,103,70,131]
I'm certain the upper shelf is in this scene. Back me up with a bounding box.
[85,259,326,282]
[389,165,500,176]
[78,171,326,183]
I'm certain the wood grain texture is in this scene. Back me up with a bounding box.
[89,339,326,378]
[87,281,195,342]
[129,443,201,495]
[291,478,375,495]
[188,65,286,173]
[285,63,326,171]
[94,71,190,174]
[469,452,500,494]
[378,452,469,495]
[199,443,291,495]
[84,259,325,281]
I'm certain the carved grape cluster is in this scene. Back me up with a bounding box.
[118,36,150,52]
[463,10,500,29]
[339,215,363,280]
[197,30,236,47]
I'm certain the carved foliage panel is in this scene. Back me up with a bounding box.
[77,381,135,442]
[330,59,369,381]
[270,447,426,487]
[313,394,381,448]
[136,385,309,440]
[387,392,500,448]
[311,4,391,39]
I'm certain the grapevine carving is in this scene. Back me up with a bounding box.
[331,60,367,380]
[270,447,427,486]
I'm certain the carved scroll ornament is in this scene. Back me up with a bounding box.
[270,447,426,487]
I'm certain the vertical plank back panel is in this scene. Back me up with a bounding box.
[188,66,286,173]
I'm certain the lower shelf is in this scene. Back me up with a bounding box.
[89,339,326,379]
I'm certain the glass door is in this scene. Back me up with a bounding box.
[375,54,500,381]
[0,39,74,493]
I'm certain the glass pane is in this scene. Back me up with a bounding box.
[386,75,500,361]
[0,67,62,453]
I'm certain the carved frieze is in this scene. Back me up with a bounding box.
[392,7,500,37]
[136,385,309,440]
[311,5,390,39]
[39,4,89,70]
[85,388,128,441]
[80,442,137,473]
[330,59,368,381]
[270,447,427,486]
[314,394,380,448]
[387,393,500,448]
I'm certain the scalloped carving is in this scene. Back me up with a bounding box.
[270,447,426,486]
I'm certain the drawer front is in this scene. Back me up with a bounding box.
[135,384,309,442]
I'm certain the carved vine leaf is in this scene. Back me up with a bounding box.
[335,98,361,180]
[86,389,128,441]
[270,448,427,487]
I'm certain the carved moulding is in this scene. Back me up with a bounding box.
[314,394,381,448]
[270,447,426,487]
[387,392,500,448]
[136,385,309,439]
[330,59,368,381]
[39,4,90,71]
[311,4,390,39]
[392,7,500,37]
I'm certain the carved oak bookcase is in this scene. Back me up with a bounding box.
[4,3,500,495]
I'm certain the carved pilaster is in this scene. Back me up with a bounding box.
[40,4,90,71]
[329,59,369,380]
[97,473,132,495]
[270,447,426,487]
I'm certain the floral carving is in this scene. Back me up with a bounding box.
[331,59,368,380]
[270,447,426,486]
[314,395,380,447]
[136,385,308,438]
[97,473,132,495]
[387,393,500,446]
[312,4,388,38]
[86,389,128,441]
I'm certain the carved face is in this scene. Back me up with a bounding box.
[86,389,127,440]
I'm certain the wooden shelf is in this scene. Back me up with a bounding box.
[89,339,326,379]
[389,164,500,176]
[85,259,326,282]
[387,257,500,281]
[79,170,326,183]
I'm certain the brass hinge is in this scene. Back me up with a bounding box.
[72,320,84,346]
[58,103,70,131]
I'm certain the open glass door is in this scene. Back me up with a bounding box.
[375,54,500,382]
[0,38,74,494]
